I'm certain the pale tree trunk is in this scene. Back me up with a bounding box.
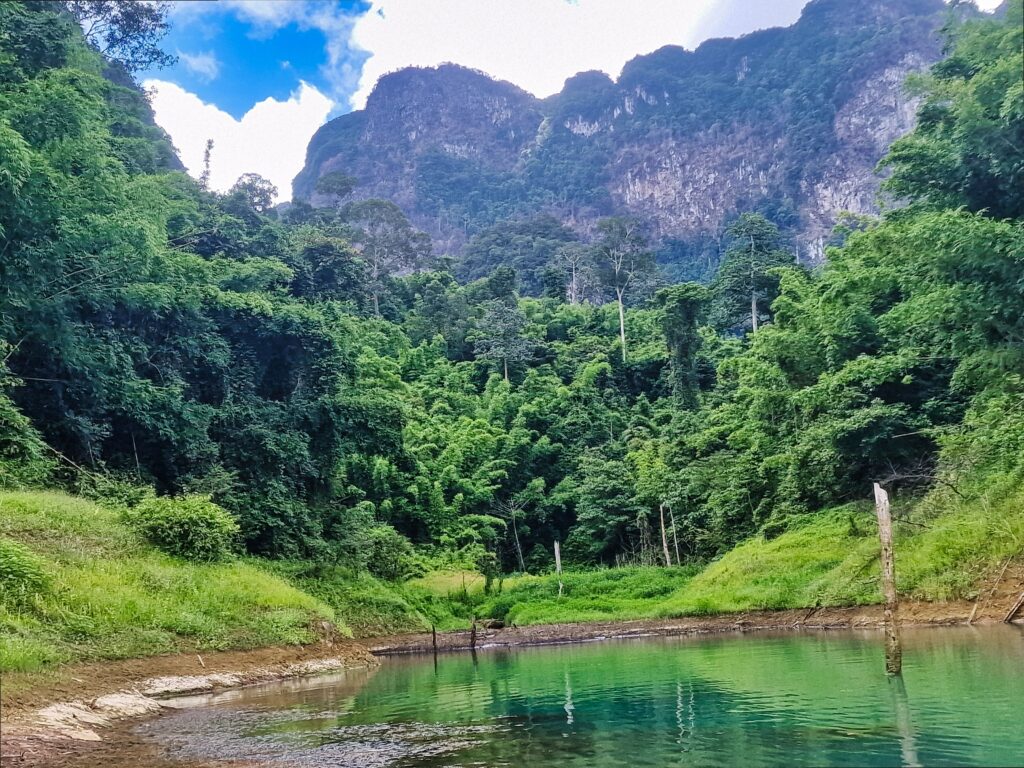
[668,504,682,565]
[659,504,672,566]
[749,236,758,333]
[510,513,526,572]
[371,254,381,317]
[503,357,509,383]
[616,289,627,362]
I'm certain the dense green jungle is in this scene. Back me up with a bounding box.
[0,0,1021,677]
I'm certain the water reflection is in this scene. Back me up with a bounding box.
[139,626,1024,768]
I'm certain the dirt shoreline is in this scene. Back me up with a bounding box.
[368,596,1019,655]
[2,588,1021,768]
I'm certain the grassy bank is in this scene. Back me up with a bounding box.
[0,492,337,673]
[2,483,1021,676]
[483,488,1024,625]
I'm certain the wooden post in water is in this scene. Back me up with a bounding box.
[554,540,564,597]
[874,482,902,675]
[431,624,438,652]
[659,503,672,567]
[469,618,477,650]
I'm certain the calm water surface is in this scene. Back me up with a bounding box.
[140,627,1024,767]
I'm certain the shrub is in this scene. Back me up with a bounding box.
[128,495,239,562]
[366,525,416,581]
[0,538,50,606]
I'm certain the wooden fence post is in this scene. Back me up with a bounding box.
[874,482,902,675]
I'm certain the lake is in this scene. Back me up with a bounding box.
[139,626,1024,767]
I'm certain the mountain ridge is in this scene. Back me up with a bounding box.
[294,0,954,274]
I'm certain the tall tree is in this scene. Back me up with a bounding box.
[709,213,794,333]
[472,300,538,382]
[593,217,655,362]
[341,199,432,316]
[657,284,708,408]
[64,0,175,72]
[552,243,594,305]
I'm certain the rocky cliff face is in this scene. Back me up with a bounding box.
[294,0,949,268]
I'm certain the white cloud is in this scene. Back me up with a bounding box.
[177,50,221,81]
[168,0,364,104]
[348,0,727,109]
[143,79,334,201]
[347,0,1006,110]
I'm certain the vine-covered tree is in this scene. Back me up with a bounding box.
[341,199,433,315]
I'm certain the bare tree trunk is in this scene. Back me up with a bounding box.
[750,290,759,333]
[659,504,672,566]
[503,357,509,383]
[616,290,627,362]
[874,483,902,675]
[668,504,682,565]
[511,513,526,572]
[554,540,563,597]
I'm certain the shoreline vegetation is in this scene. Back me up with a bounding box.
[1,487,1021,686]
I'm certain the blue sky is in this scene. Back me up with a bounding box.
[142,0,999,202]
[143,2,369,120]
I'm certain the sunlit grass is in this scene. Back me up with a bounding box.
[0,491,338,673]
[485,487,1024,626]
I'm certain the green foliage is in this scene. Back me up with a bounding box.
[0,492,337,672]
[882,0,1024,219]
[0,537,50,606]
[0,0,1021,649]
[366,524,417,581]
[127,495,239,562]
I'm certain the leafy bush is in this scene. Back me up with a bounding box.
[128,495,239,562]
[366,525,416,581]
[0,538,49,606]
[77,473,154,510]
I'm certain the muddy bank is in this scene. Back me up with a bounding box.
[0,640,375,768]
[370,594,1023,655]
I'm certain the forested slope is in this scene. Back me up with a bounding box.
[0,1,1022,672]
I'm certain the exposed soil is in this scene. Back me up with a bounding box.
[0,639,375,768]
[1,563,1021,768]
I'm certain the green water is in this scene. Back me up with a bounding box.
[142,627,1024,767]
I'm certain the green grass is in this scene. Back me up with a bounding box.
[0,491,337,673]
[296,570,431,637]
[481,566,700,625]
[484,487,1024,626]
[3,478,1021,674]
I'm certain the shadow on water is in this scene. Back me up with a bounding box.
[138,625,1024,768]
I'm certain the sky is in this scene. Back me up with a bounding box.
[141,0,1002,202]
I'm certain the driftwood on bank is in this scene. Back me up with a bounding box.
[1004,591,1024,623]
